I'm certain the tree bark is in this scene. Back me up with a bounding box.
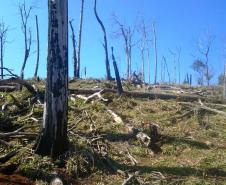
[34,15,40,79]
[76,0,84,78]
[94,0,112,80]
[35,0,69,158]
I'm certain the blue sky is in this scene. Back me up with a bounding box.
[0,0,226,84]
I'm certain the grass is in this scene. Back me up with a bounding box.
[0,80,226,184]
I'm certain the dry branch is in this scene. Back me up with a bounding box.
[178,101,226,117]
[74,90,108,103]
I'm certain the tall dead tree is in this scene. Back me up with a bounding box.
[0,21,8,79]
[34,15,40,80]
[147,49,151,84]
[114,16,134,81]
[111,47,123,95]
[19,2,32,80]
[94,0,112,80]
[224,64,226,100]
[76,0,84,78]
[152,22,158,84]
[163,56,171,83]
[177,47,181,84]
[69,20,78,78]
[169,49,177,84]
[138,20,149,83]
[35,0,69,158]
[198,35,214,86]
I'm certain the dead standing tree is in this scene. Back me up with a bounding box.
[76,0,84,78]
[94,0,112,80]
[0,21,9,79]
[177,47,181,84]
[35,0,69,158]
[111,47,123,94]
[69,20,78,78]
[19,2,32,80]
[169,49,177,84]
[152,22,158,84]
[138,20,150,83]
[113,16,134,81]
[198,34,214,86]
[34,15,40,80]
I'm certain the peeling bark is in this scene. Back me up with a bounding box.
[35,0,69,158]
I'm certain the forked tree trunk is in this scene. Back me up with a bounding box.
[94,0,112,80]
[35,0,69,158]
[34,15,40,79]
[111,47,123,95]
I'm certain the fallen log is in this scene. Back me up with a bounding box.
[0,77,36,95]
[69,88,213,103]
[0,85,17,92]
[178,102,226,117]
[0,151,18,164]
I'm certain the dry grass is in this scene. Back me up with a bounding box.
[0,80,226,184]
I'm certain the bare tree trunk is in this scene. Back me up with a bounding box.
[94,0,112,80]
[69,20,78,78]
[35,0,69,158]
[147,50,151,84]
[224,64,226,100]
[141,48,145,83]
[111,47,123,95]
[76,0,84,78]
[34,15,40,79]
[0,38,3,79]
[163,56,170,83]
[205,53,209,86]
[177,47,181,84]
[153,23,158,84]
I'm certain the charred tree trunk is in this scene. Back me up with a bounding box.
[69,20,78,79]
[76,0,84,78]
[94,0,112,80]
[35,0,69,158]
[34,15,40,79]
[111,47,123,95]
